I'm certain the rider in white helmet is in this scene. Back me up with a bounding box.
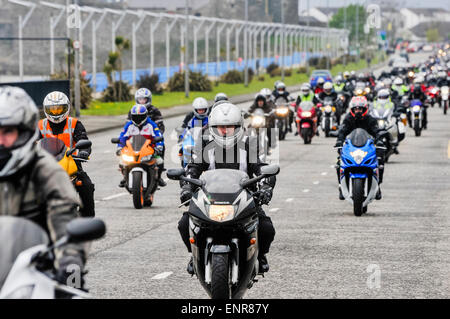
[39,91,95,217]
[128,88,165,133]
[178,102,277,275]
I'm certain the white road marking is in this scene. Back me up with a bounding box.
[321,172,328,176]
[313,181,320,185]
[95,200,100,204]
[269,208,280,213]
[151,272,173,280]
[286,198,294,202]
[303,189,310,193]
[330,165,335,168]
[102,192,128,201]
[103,150,111,154]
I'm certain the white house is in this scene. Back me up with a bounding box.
[399,8,450,30]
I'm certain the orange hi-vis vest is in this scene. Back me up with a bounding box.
[38,117,78,149]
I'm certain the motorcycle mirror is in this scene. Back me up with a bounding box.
[111,137,120,144]
[66,218,106,244]
[74,140,92,150]
[167,168,185,180]
[261,164,280,176]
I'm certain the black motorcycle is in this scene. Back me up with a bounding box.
[168,165,280,299]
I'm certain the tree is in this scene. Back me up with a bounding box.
[426,28,441,43]
[330,5,367,46]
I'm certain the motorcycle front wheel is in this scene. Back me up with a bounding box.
[414,119,421,137]
[210,254,231,299]
[132,171,144,209]
[352,178,365,217]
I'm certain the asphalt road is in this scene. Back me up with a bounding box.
[84,53,450,298]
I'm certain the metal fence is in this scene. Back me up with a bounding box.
[5,0,349,91]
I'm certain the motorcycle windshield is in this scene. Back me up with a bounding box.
[0,217,49,289]
[346,128,373,147]
[253,109,265,116]
[130,135,147,152]
[37,137,67,162]
[301,103,314,111]
[200,169,249,194]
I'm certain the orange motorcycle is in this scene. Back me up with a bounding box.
[111,135,163,209]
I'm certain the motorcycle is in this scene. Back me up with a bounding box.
[167,165,280,299]
[37,137,93,215]
[441,86,449,114]
[246,109,273,161]
[409,101,425,136]
[273,99,291,140]
[296,101,318,144]
[111,135,163,209]
[0,216,105,299]
[370,104,399,162]
[337,129,380,216]
[425,86,439,107]
[320,99,338,137]
[177,126,205,168]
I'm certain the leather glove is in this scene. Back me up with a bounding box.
[78,150,90,159]
[258,186,273,205]
[180,185,193,204]
[155,145,164,156]
[334,141,343,148]
[116,148,122,156]
[56,255,84,289]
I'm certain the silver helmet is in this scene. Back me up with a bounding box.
[135,88,152,107]
[0,86,39,178]
[209,102,244,149]
[192,97,209,119]
[43,91,70,124]
[214,92,228,103]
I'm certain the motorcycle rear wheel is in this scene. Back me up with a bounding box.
[211,254,231,299]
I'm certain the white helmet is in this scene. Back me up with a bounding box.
[0,86,39,178]
[209,102,244,149]
[135,88,152,107]
[214,92,228,103]
[377,89,390,100]
[43,91,70,124]
[323,81,333,93]
[394,77,403,86]
[260,88,272,99]
[192,97,209,119]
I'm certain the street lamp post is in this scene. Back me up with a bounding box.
[244,0,249,87]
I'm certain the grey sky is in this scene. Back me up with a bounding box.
[298,0,448,10]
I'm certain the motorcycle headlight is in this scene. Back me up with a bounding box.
[324,106,332,113]
[301,111,312,117]
[276,107,289,116]
[378,119,385,127]
[365,87,371,93]
[141,154,153,162]
[356,89,363,95]
[251,116,265,126]
[4,285,35,299]
[350,149,368,165]
[431,88,438,94]
[408,71,414,77]
[209,205,235,222]
[121,154,135,163]
[412,105,421,112]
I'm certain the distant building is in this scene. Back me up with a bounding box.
[399,8,450,30]
[298,7,339,24]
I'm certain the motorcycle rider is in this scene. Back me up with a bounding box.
[247,93,275,148]
[214,92,229,104]
[391,77,409,103]
[0,86,86,288]
[373,89,400,154]
[128,88,165,133]
[178,102,276,275]
[334,96,384,200]
[314,77,325,94]
[38,91,95,217]
[260,88,275,108]
[408,82,428,129]
[314,82,339,125]
[117,105,165,187]
[180,97,210,132]
[272,82,293,132]
[333,75,346,93]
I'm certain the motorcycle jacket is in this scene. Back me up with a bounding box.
[337,113,381,145]
[0,147,85,265]
[248,101,273,114]
[128,104,165,133]
[118,118,164,148]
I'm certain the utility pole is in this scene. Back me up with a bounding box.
[356,1,360,62]
[244,0,248,87]
[185,0,189,97]
[74,0,80,117]
[343,0,347,65]
[306,0,310,74]
[281,0,285,81]
[326,0,330,69]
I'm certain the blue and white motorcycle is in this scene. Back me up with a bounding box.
[338,128,380,216]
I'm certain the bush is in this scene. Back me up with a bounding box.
[269,67,292,77]
[136,73,163,94]
[297,66,308,74]
[102,81,132,102]
[307,57,320,67]
[220,70,244,84]
[317,57,331,69]
[258,75,265,82]
[50,72,92,110]
[168,71,212,92]
[266,63,279,74]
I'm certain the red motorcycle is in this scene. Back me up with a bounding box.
[295,101,318,144]
[425,86,440,107]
